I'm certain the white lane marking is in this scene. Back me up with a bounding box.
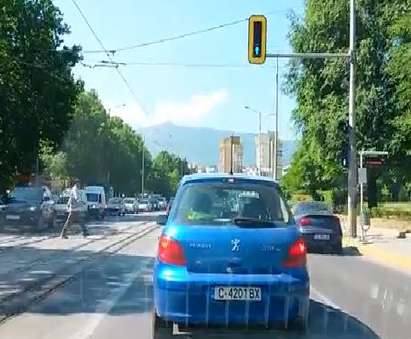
[311,286,340,310]
[67,269,146,339]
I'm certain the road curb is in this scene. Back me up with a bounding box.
[343,237,411,272]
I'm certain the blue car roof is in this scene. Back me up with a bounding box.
[180,173,279,186]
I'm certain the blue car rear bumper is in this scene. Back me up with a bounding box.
[154,261,309,326]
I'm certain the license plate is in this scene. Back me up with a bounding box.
[6,215,20,220]
[214,287,261,301]
[314,234,330,240]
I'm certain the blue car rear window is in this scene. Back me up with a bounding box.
[170,181,291,226]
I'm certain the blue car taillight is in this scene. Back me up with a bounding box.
[283,238,307,268]
[158,235,186,266]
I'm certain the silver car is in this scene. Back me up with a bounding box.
[123,197,138,214]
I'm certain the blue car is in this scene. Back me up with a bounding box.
[153,174,310,335]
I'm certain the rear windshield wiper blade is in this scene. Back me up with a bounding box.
[233,217,277,227]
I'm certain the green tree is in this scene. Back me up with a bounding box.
[285,0,411,205]
[43,90,149,196]
[147,151,189,198]
[0,0,82,193]
[386,7,411,186]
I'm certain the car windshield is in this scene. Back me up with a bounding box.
[171,180,290,226]
[109,198,122,204]
[9,187,43,202]
[139,199,148,204]
[86,193,100,202]
[123,199,134,204]
[294,202,332,215]
[57,196,70,204]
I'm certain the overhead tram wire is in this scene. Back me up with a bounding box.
[80,57,290,69]
[80,9,289,55]
[71,0,147,112]
[83,18,247,54]
[32,9,290,56]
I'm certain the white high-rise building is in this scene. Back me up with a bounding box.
[255,132,283,179]
[219,136,243,173]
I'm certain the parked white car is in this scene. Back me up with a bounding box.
[138,198,151,212]
[123,197,138,214]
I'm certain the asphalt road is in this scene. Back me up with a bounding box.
[0,214,410,339]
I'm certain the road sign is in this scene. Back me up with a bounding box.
[364,156,385,167]
[358,168,367,184]
[248,15,267,64]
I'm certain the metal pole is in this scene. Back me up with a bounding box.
[360,150,363,217]
[274,57,279,180]
[348,0,357,238]
[267,52,348,59]
[141,136,145,196]
[230,135,234,174]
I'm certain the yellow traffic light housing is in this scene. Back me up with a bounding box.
[248,15,267,64]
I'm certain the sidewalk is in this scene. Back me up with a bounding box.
[339,215,411,273]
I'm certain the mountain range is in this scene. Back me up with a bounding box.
[138,123,297,167]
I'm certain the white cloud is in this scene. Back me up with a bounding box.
[105,89,229,128]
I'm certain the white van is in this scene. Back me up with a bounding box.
[85,186,106,220]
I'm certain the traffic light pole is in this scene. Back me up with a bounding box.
[261,0,357,237]
[348,0,357,237]
[273,57,279,181]
[141,136,145,196]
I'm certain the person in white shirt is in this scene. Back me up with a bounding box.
[60,180,89,239]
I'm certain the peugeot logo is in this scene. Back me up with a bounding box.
[231,238,240,252]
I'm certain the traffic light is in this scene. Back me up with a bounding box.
[248,15,267,64]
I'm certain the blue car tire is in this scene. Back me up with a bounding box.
[153,310,172,338]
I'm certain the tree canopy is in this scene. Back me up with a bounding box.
[41,90,189,198]
[283,0,411,205]
[147,151,189,198]
[0,0,83,193]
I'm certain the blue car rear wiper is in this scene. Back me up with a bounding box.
[233,217,277,227]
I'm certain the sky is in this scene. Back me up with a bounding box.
[54,0,305,140]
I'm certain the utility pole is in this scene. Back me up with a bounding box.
[230,135,234,175]
[141,136,145,197]
[244,106,263,175]
[348,0,357,237]
[274,57,279,180]
[250,6,357,235]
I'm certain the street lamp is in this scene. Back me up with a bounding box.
[244,106,262,176]
[265,113,278,179]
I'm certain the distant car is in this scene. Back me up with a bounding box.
[55,189,88,224]
[123,198,138,214]
[0,186,56,230]
[293,201,343,254]
[153,174,309,333]
[138,198,151,212]
[149,198,159,211]
[157,197,167,210]
[106,197,125,216]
